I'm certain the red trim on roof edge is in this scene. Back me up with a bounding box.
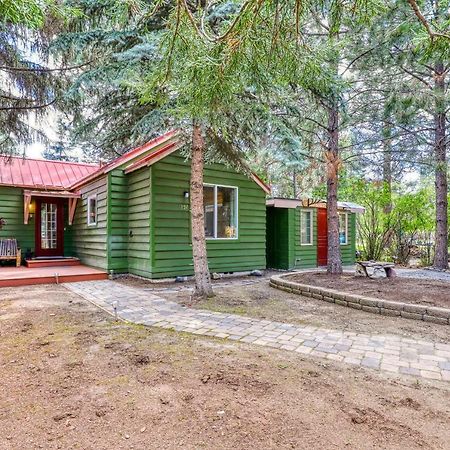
[69,129,180,190]
[102,129,180,173]
[251,173,271,195]
[123,141,181,174]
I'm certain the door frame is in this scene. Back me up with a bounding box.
[34,197,65,257]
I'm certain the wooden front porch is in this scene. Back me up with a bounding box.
[0,264,108,288]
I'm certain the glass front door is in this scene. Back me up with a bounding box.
[40,203,58,250]
[35,199,64,257]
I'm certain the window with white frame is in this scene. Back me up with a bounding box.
[87,195,97,226]
[300,210,313,245]
[204,184,238,239]
[338,212,348,245]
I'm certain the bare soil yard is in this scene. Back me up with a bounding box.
[0,284,449,449]
[286,272,450,309]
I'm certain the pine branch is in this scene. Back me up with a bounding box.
[0,98,56,111]
[0,61,93,73]
[396,63,433,89]
[406,0,450,41]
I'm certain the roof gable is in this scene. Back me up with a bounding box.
[69,130,180,190]
[72,129,270,194]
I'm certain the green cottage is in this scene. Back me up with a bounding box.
[266,198,362,270]
[0,130,270,279]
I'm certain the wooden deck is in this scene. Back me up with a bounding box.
[0,264,108,288]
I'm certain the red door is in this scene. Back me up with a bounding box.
[317,208,328,266]
[35,198,64,257]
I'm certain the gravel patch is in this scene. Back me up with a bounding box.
[396,269,450,283]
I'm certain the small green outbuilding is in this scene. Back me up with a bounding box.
[266,198,361,270]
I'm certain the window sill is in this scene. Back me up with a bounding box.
[206,237,239,241]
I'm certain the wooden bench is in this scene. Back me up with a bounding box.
[0,239,21,267]
[356,261,395,279]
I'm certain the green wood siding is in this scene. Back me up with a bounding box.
[341,212,356,265]
[107,170,129,273]
[67,176,108,268]
[293,207,318,269]
[150,151,266,278]
[0,187,35,255]
[127,167,152,277]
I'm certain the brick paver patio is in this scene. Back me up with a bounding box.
[65,280,450,382]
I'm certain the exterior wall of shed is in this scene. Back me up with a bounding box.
[266,206,356,269]
[341,212,356,265]
[266,207,318,270]
[0,186,35,255]
[150,151,267,278]
[66,176,108,269]
[293,207,318,269]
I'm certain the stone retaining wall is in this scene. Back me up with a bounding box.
[269,274,450,326]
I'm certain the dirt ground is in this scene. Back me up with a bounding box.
[0,285,449,450]
[286,272,450,309]
[115,273,262,290]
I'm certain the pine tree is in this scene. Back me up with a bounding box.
[360,1,450,269]
[0,0,72,153]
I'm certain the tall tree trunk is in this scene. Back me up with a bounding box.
[190,121,214,297]
[433,62,448,269]
[326,105,342,274]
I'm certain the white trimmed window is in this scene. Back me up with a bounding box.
[300,210,313,245]
[204,184,238,239]
[338,212,348,245]
[87,195,97,226]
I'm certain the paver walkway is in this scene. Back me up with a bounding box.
[65,280,450,382]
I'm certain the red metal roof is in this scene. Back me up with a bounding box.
[0,157,100,190]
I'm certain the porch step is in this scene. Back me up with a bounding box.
[0,265,108,288]
[25,257,81,268]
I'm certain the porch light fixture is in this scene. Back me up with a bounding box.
[29,202,35,220]
[183,191,190,199]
